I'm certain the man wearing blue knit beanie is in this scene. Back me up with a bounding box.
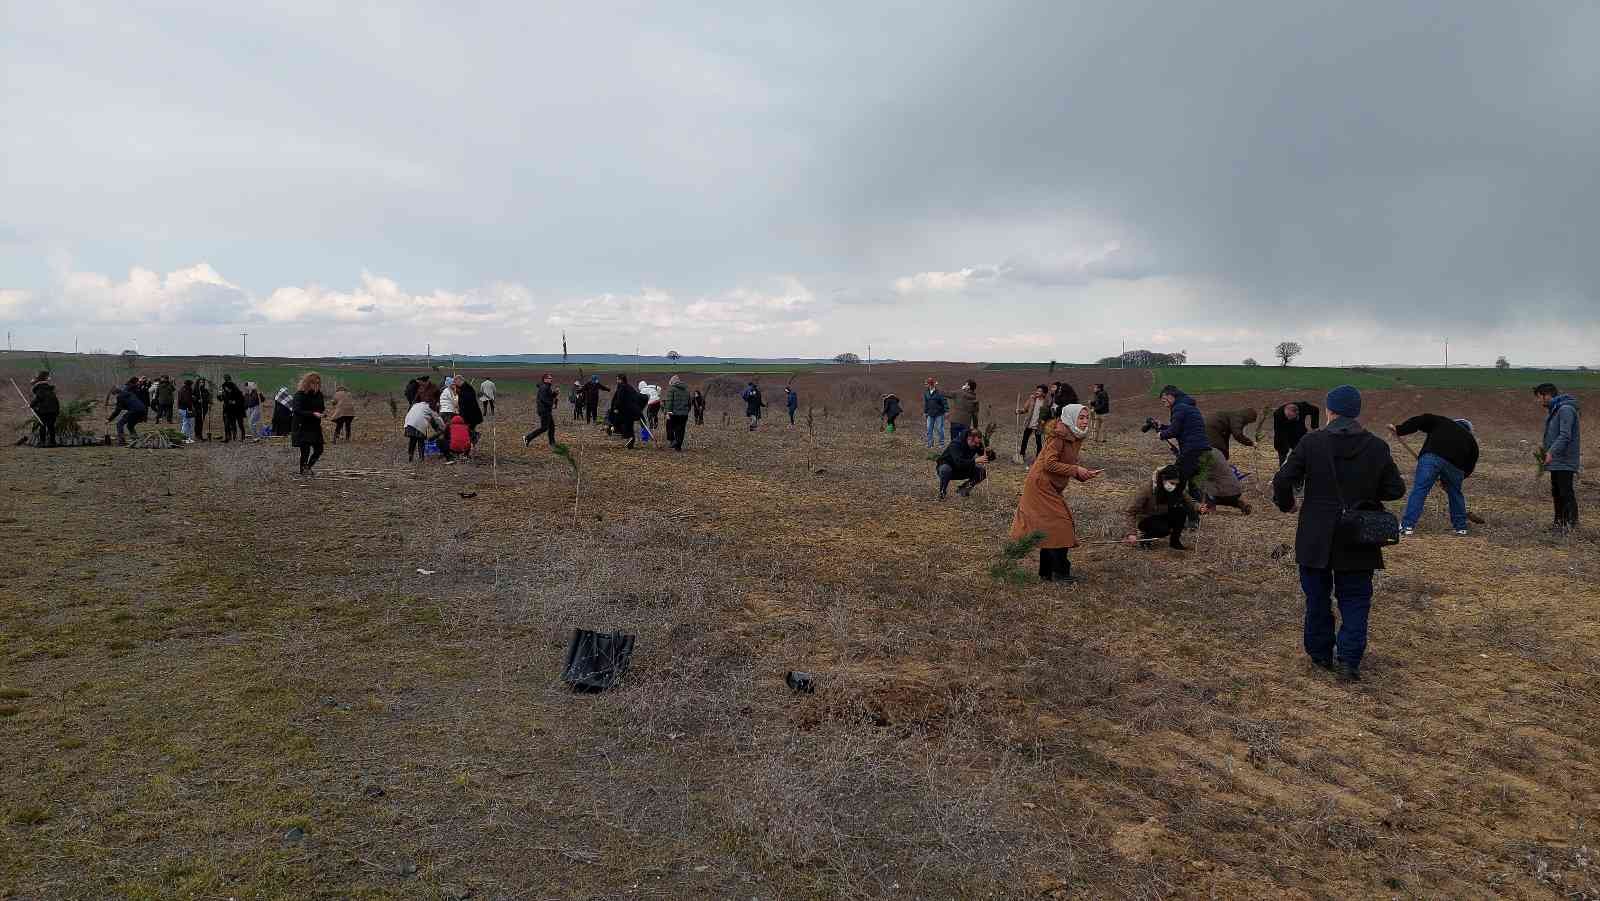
[1271,385,1406,682]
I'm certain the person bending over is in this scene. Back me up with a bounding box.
[937,428,991,499]
[1125,464,1193,550]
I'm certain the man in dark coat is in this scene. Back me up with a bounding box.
[609,374,643,448]
[950,380,979,445]
[30,372,60,447]
[742,381,765,430]
[404,377,420,406]
[581,376,609,424]
[523,373,560,447]
[1089,383,1111,442]
[154,376,176,424]
[1272,386,1405,683]
[457,377,484,441]
[936,429,990,499]
[218,375,246,443]
[1156,386,1210,503]
[192,378,214,441]
[1390,414,1478,536]
[1273,401,1322,465]
[107,379,148,444]
[1204,407,1257,460]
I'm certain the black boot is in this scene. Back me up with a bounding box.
[1169,533,1188,551]
[1335,661,1361,683]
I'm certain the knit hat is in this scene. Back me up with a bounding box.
[1326,385,1362,418]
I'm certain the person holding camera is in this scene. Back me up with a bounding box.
[1271,385,1405,683]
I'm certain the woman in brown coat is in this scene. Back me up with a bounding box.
[1009,403,1103,583]
[331,386,357,443]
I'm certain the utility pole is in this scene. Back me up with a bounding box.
[1444,338,1449,369]
[240,332,248,359]
[867,343,872,376]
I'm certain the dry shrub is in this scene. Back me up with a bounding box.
[700,375,744,399]
[830,377,889,415]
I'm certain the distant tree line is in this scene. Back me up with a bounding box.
[1096,349,1187,368]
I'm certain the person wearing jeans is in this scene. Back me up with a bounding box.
[1391,414,1478,535]
[1535,383,1582,533]
[923,378,947,448]
[1272,385,1405,682]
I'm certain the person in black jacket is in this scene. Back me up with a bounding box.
[609,374,643,448]
[1272,386,1405,683]
[291,372,327,474]
[581,376,609,424]
[30,372,60,447]
[1273,401,1322,465]
[1049,381,1079,416]
[1089,383,1110,443]
[107,378,148,444]
[523,372,560,447]
[691,390,706,426]
[218,375,246,443]
[192,377,214,442]
[457,376,484,443]
[1390,415,1478,536]
[936,429,990,499]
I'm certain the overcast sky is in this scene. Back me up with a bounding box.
[4,1,1598,365]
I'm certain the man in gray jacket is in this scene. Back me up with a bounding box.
[1535,383,1581,533]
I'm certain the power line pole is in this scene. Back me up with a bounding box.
[240,332,249,359]
[1444,338,1449,369]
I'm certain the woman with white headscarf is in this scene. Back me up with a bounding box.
[1009,403,1104,584]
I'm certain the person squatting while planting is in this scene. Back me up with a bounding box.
[923,377,948,448]
[1272,385,1406,683]
[524,372,560,447]
[107,378,147,444]
[1017,385,1048,459]
[1010,404,1104,583]
[1534,383,1581,534]
[291,372,327,475]
[403,398,447,462]
[742,380,765,430]
[29,372,59,447]
[1390,414,1478,536]
[1273,400,1322,465]
[882,393,902,432]
[447,411,473,462]
[1125,464,1194,550]
[936,428,992,499]
[664,375,692,450]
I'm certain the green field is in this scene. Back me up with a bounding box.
[1147,365,1599,395]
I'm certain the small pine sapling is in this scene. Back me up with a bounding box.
[989,531,1045,584]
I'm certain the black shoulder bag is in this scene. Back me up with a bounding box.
[1323,435,1400,548]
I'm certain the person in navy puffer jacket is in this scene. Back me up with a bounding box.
[1156,385,1211,502]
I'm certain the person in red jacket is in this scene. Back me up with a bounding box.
[447,414,473,461]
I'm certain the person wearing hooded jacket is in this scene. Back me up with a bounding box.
[1124,463,1193,550]
[1272,385,1405,683]
[177,379,196,442]
[1010,403,1104,583]
[523,373,560,447]
[663,375,692,450]
[1535,383,1581,533]
[218,375,247,443]
[1156,385,1210,502]
[107,379,147,444]
[30,372,60,447]
[742,381,765,430]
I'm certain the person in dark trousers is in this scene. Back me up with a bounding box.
[330,385,357,443]
[1205,407,1257,460]
[582,375,609,425]
[291,372,327,474]
[270,386,294,438]
[1090,383,1111,443]
[882,393,902,432]
[610,374,643,448]
[107,379,147,444]
[691,389,706,426]
[785,386,798,426]
[1272,385,1405,683]
[218,375,247,442]
[1535,383,1581,533]
[523,373,560,447]
[936,428,991,499]
[1017,385,1048,458]
[1273,401,1322,465]
[663,375,692,450]
[403,399,446,462]
[154,376,175,424]
[192,377,213,441]
[457,376,483,443]
[1390,414,1478,536]
[570,381,583,421]
[742,381,765,430]
[30,372,60,447]
[950,380,979,445]
[1156,385,1211,504]
[923,377,949,448]
[1125,464,1192,550]
[177,379,196,441]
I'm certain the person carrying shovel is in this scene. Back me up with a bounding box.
[1389,414,1479,536]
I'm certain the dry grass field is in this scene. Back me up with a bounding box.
[1,362,1596,899]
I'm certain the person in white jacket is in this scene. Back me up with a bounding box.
[403,401,446,462]
[638,380,662,430]
[438,378,459,421]
[479,378,496,417]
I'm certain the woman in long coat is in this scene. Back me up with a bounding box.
[291,372,327,475]
[1010,403,1103,583]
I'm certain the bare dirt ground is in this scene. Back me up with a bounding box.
[2,365,1596,900]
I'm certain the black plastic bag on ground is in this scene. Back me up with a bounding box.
[561,629,636,693]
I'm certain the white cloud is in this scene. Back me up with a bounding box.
[256,272,536,332]
[548,277,821,337]
[892,242,1151,296]
[0,289,30,316]
[58,263,251,324]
